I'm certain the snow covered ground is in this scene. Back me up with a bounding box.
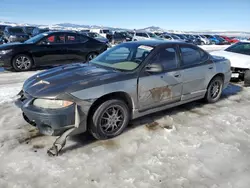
[1,46,250,188]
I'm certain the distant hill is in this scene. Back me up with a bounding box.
[0,21,249,36]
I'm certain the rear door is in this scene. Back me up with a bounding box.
[138,44,182,111]
[65,33,89,62]
[178,44,215,101]
[33,33,68,66]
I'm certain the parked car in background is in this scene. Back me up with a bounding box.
[0,25,7,35]
[194,35,210,45]
[82,32,110,45]
[0,34,7,44]
[174,34,193,44]
[203,35,224,45]
[210,41,250,85]
[214,35,230,45]
[15,40,231,156]
[0,31,108,71]
[133,31,163,41]
[3,26,29,43]
[90,29,111,38]
[184,34,202,45]
[220,36,239,44]
[31,27,50,37]
[160,33,182,41]
[22,26,37,37]
[107,31,133,44]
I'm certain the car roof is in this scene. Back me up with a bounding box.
[43,30,80,35]
[126,40,184,46]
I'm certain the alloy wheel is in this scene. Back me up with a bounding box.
[87,53,97,61]
[100,105,125,134]
[15,56,31,70]
[210,81,221,99]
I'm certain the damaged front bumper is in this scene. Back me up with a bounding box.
[15,90,86,136]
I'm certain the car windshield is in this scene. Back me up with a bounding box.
[88,32,102,38]
[225,42,250,55]
[24,32,48,44]
[200,35,206,38]
[25,27,36,33]
[172,35,180,39]
[103,30,110,33]
[90,43,154,71]
[40,28,49,33]
[8,27,24,34]
[148,32,159,38]
[119,32,131,37]
[176,34,186,39]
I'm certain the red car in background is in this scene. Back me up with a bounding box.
[220,36,239,44]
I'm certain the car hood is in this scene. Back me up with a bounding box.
[22,63,124,99]
[95,37,108,43]
[210,50,250,69]
[0,42,28,49]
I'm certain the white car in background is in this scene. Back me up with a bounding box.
[132,31,163,41]
[89,29,110,38]
[194,35,210,45]
[210,41,250,85]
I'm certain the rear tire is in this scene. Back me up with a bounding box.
[201,41,205,45]
[12,54,33,71]
[89,99,130,140]
[204,76,223,103]
[244,70,250,87]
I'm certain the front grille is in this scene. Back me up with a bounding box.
[231,67,249,73]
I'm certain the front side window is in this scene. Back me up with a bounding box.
[225,42,250,55]
[180,46,201,66]
[149,47,178,71]
[43,34,65,44]
[90,43,154,71]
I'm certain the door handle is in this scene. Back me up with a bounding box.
[174,74,180,77]
[209,67,213,69]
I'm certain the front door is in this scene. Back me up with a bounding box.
[138,45,182,111]
[33,33,68,66]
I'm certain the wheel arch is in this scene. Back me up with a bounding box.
[87,91,134,125]
[207,73,225,89]
[11,52,35,67]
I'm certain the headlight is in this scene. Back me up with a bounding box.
[10,35,16,38]
[0,49,12,55]
[33,99,73,109]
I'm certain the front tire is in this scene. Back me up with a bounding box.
[86,52,97,62]
[89,99,130,140]
[204,76,223,103]
[12,54,33,71]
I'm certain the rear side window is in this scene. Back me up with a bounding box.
[180,46,201,66]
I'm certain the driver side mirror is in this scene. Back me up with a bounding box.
[145,63,163,73]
